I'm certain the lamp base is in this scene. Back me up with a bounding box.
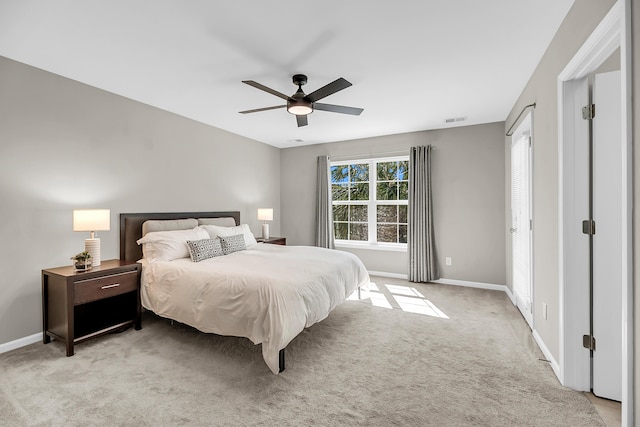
[85,238,101,266]
[261,223,270,240]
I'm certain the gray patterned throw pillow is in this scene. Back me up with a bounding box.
[219,234,247,255]
[187,238,223,262]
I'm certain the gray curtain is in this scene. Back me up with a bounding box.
[408,145,439,282]
[315,155,335,249]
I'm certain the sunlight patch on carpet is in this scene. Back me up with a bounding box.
[348,281,449,318]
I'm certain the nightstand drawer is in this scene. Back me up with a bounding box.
[74,271,138,305]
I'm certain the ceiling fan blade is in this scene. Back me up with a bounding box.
[242,80,292,101]
[239,105,286,114]
[305,78,352,102]
[314,103,363,116]
[296,114,308,127]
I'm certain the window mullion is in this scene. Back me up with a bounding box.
[369,159,376,243]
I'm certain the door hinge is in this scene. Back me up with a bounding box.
[583,334,596,351]
[529,219,533,231]
[582,104,595,120]
[582,219,596,235]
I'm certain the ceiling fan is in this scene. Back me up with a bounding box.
[239,74,363,127]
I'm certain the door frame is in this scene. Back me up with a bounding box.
[557,1,632,424]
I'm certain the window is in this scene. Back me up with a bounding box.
[331,156,409,247]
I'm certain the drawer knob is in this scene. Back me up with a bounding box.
[101,283,120,290]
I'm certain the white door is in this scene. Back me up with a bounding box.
[561,77,591,391]
[592,70,622,401]
[510,112,533,328]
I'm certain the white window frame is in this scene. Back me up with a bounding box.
[331,155,409,251]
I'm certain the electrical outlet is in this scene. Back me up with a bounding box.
[543,303,548,320]
[445,257,452,266]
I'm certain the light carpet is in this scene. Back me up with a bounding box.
[0,276,604,426]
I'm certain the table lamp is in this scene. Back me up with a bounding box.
[257,208,273,239]
[73,209,110,266]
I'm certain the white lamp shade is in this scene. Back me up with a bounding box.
[73,209,110,267]
[257,208,273,221]
[73,209,111,232]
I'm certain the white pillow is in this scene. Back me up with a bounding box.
[197,217,236,227]
[136,227,209,261]
[199,224,258,248]
[142,218,198,235]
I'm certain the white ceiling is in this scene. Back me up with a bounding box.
[0,0,574,148]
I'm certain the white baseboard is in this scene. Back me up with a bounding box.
[533,329,561,380]
[0,333,41,354]
[503,286,516,305]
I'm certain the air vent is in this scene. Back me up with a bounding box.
[444,116,467,124]
[287,139,304,144]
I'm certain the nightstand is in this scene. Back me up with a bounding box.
[42,259,141,356]
[258,237,286,245]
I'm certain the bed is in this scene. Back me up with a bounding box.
[120,211,370,374]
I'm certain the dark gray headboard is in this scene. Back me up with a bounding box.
[119,211,241,261]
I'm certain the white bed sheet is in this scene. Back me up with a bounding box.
[140,243,370,374]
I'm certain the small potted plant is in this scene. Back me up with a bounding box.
[72,251,92,271]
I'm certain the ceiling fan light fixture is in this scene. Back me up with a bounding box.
[287,101,313,116]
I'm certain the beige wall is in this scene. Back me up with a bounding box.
[281,122,506,285]
[0,56,281,344]
[503,0,616,369]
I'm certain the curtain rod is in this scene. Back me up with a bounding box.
[506,103,536,136]
[330,149,412,161]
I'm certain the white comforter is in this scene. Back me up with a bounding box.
[140,243,370,373]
